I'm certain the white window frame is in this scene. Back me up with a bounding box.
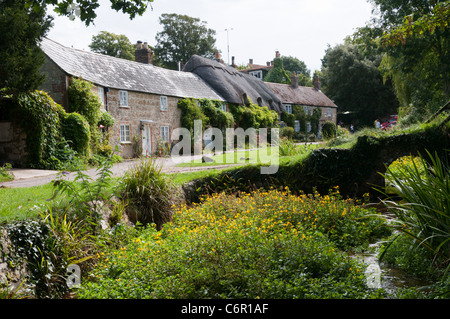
[327,108,332,117]
[285,104,292,114]
[249,70,263,79]
[160,96,168,111]
[161,126,169,141]
[119,90,129,108]
[120,124,131,143]
[303,106,309,115]
[220,103,227,112]
[97,86,104,106]
[294,120,300,132]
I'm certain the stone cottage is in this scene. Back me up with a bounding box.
[265,75,338,135]
[39,38,224,158]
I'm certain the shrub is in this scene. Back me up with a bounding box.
[61,112,91,155]
[13,90,65,168]
[379,151,450,278]
[177,98,208,132]
[98,111,115,129]
[78,189,389,299]
[280,126,295,139]
[67,78,101,127]
[118,159,178,230]
[322,121,337,140]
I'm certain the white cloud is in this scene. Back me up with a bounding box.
[46,0,373,72]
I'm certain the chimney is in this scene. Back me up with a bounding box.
[266,62,271,66]
[314,76,321,91]
[275,51,280,58]
[249,59,253,68]
[135,40,153,64]
[231,56,236,68]
[291,73,298,89]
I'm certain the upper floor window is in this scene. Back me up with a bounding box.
[285,104,292,114]
[303,106,309,115]
[97,86,104,106]
[160,96,168,111]
[327,108,332,117]
[249,70,263,79]
[220,103,227,112]
[119,90,128,108]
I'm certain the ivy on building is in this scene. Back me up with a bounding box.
[280,105,322,136]
[9,78,115,169]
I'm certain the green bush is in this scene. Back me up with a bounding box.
[98,111,115,129]
[78,189,389,299]
[61,112,91,155]
[322,121,337,140]
[280,126,295,139]
[280,111,295,128]
[13,91,65,168]
[118,159,178,230]
[67,78,101,127]
[178,98,208,132]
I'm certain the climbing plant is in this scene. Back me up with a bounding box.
[13,90,65,168]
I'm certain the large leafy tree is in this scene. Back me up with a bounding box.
[320,28,399,127]
[0,0,53,95]
[155,13,217,70]
[24,0,154,26]
[371,0,449,122]
[89,31,135,60]
[281,56,313,87]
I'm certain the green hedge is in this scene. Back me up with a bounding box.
[61,112,91,155]
[182,121,450,202]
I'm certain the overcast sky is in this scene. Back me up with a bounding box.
[46,0,375,73]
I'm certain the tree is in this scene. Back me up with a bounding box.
[264,56,291,84]
[320,30,399,127]
[24,0,154,26]
[371,0,449,122]
[0,0,53,95]
[281,56,312,86]
[155,13,217,70]
[89,31,135,60]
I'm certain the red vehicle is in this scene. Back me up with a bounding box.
[381,115,398,130]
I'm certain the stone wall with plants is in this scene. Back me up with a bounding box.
[183,120,450,202]
[1,78,116,169]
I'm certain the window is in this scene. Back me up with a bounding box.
[120,124,131,143]
[97,86,104,106]
[327,108,332,117]
[119,90,128,108]
[294,120,300,132]
[220,103,227,112]
[160,96,168,111]
[303,106,309,115]
[161,126,169,141]
[285,104,292,114]
[249,70,263,79]
[307,122,312,133]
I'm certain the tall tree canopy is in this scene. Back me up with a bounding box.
[154,13,217,70]
[320,27,399,127]
[89,31,135,60]
[0,0,53,95]
[280,56,313,87]
[24,0,154,26]
[371,0,449,123]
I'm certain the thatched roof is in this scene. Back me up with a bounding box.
[183,55,284,112]
[40,38,224,101]
[265,82,338,108]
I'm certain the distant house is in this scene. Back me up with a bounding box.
[39,38,224,158]
[266,75,338,134]
[183,54,284,113]
[239,59,274,80]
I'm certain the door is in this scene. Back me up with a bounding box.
[142,125,152,157]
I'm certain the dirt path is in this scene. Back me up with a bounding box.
[0,157,240,189]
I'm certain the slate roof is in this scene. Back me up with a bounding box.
[265,82,338,108]
[183,55,284,112]
[39,38,224,101]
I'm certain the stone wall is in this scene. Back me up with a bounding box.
[39,57,70,108]
[103,88,182,158]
